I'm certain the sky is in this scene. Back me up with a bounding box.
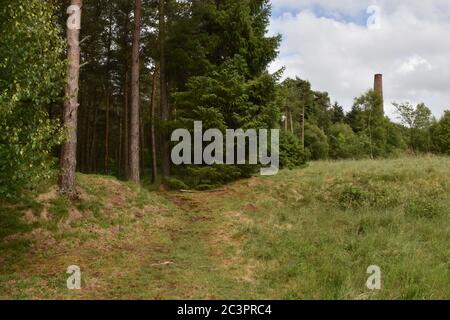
[268,0,450,119]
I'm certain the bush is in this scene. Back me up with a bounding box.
[172,164,249,190]
[167,178,189,191]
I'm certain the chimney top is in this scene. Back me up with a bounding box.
[373,74,384,114]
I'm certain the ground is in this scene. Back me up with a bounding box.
[0,156,449,299]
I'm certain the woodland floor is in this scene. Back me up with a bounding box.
[0,156,449,299]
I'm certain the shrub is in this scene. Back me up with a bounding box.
[167,178,189,191]
[0,1,65,198]
[279,131,308,169]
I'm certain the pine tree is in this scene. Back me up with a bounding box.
[59,0,83,199]
[129,0,142,183]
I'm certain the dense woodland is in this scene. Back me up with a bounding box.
[1,0,450,199]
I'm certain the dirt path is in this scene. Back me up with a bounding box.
[0,177,253,299]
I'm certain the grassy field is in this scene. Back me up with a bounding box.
[0,156,449,299]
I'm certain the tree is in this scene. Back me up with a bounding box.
[330,102,345,123]
[394,102,433,152]
[103,3,114,175]
[168,0,281,188]
[0,0,65,198]
[150,66,159,183]
[129,0,142,183]
[304,123,329,160]
[312,91,332,132]
[328,123,366,159]
[59,0,83,199]
[279,132,307,169]
[280,79,304,133]
[349,90,388,158]
[431,111,450,154]
[159,0,171,185]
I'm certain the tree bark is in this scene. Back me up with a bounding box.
[150,67,158,183]
[76,89,84,171]
[123,70,130,179]
[118,107,123,177]
[83,97,91,173]
[89,96,99,172]
[59,0,82,199]
[129,0,142,183]
[104,7,113,175]
[140,118,145,173]
[104,91,110,174]
[159,0,171,185]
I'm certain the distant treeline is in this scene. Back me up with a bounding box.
[279,78,450,163]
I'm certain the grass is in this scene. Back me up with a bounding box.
[0,155,449,299]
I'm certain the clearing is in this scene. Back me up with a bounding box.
[0,156,449,299]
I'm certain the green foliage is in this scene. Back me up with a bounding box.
[330,102,345,123]
[0,0,65,198]
[347,91,404,158]
[167,178,189,191]
[328,123,367,159]
[175,165,246,190]
[170,1,281,187]
[304,123,329,160]
[393,102,434,153]
[279,131,307,169]
[168,0,280,84]
[431,111,450,154]
[174,56,279,131]
[279,78,332,132]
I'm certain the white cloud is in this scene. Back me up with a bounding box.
[397,56,432,73]
[269,0,450,119]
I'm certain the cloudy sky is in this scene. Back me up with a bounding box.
[268,0,450,119]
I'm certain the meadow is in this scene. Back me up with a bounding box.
[0,156,449,299]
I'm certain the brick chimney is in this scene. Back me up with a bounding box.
[374,74,384,113]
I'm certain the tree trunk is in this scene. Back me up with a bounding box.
[83,98,91,173]
[129,0,142,183]
[284,108,288,131]
[159,0,170,185]
[118,108,123,177]
[123,71,129,179]
[104,6,113,175]
[89,97,99,172]
[140,118,145,174]
[289,111,294,133]
[104,91,110,174]
[59,0,82,199]
[150,67,158,183]
[76,89,84,171]
[301,106,305,149]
